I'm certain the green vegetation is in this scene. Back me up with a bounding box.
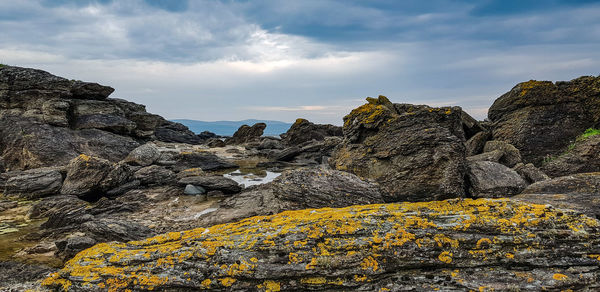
[0,64,5,68]
[579,128,600,140]
[543,128,600,165]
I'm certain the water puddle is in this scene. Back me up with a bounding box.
[224,169,281,187]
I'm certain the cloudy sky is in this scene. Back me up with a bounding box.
[1,0,599,124]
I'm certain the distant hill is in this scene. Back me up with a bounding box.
[172,119,293,136]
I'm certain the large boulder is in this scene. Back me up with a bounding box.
[281,118,342,146]
[1,167,63,198]
[516,172,600,219]
[225,123,266,145]
[171,151,238,172]
[482,140,522,167]
[44,199,600,291]
[329,96,468,202]
[198,167,384,226]
[541,133,600,177]
[466,161,527,198]
[0,66,201,170]
[60,155,132,201]
[488,76,600,165]
[123,143,161,166]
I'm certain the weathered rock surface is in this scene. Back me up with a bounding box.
[225,123,266,145]
[171,151,238,172]
[488,76,600,165]
[465,130,490,156]
[467,161,527,198]
[513,162,550,184]
[483,140,522,167]
[178,175,242,194]
[60,155,132,201]
[1,167,63,198]
[123,143,161,166]
[44,199,600,291]
[198,167,384,226]
[0,66,200,170]
[281,118,342,146]
[329,96,468,202]
[133,165,176,186]
[541,134,600,177]
[516,172,600,219]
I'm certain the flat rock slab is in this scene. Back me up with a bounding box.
[44,199,600,291]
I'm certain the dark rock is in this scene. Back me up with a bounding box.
[513,163,550,184]
[516,172,600,219]
[488,76,600,165]
[280,118,342,146]
[198,167,384,226]
[225,123,266,145]
[483,140,522,167]
[46,199,600,291]
[329,96,468,202]
[205,138,225,148]
[172,152,237,172]
[460,111,485,139]
[0,261,56,291]
[175,167,205,179]
[467,161,527,198]
[178,175,241,194]
[55,236,96,260]
[154,121,202,144]
[80,219,153,243]
[270,146,302,161]
[70,80,114,100]
[106,180,141,197]
[133,165,176,186]
[184,184,206,196]
[29,195,87,219]
[257,138,284,150]
[541,134,600,177]
[465,130,490,156]
[60,155,131,201]
[2,167,63,198]
[197,130,217,141]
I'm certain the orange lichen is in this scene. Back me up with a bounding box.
[553,273,568,281]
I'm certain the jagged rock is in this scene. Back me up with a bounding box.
[225,123,266,145]
[44,199,600,291]
[513,162,550,184]
[281,118,342,146]
[197,130,217,141]
[29,195,87,219]
[106,180,141,197]
[60,155,131,201]
[541,134,600,177]
[205,138,225,148]
[154,121,202,144]
[257,138,283,150]
[488,76,600,165]
[198,167,384,226]
[178,176,241,194]
[1,167,63,198]
[466,149,503,163]
[55,236,96,260]
[467,161,527,198]
[184,184,206,196]
[270,145,302,161]
[483,140,522,167]
[516,172,600,219]
[133,165,176,186]
[465,130,490,156]
[329,96,468,202]
[171,152,237,172]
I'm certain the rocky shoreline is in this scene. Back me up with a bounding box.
[1,65,600,291]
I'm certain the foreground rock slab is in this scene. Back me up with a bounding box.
[44,199,600,291]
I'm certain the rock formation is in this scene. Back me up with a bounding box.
[44,199,600,291]
[225,123,266,145]
[488,76,600,165]
[280,118,342,146]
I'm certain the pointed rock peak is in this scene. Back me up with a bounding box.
[366,95,393,108]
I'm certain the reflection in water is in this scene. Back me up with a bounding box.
[224,169,281,187]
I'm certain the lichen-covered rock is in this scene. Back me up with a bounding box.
[225,123,266,145]
[516,172,600,219]
[541,134,600,177]
[488,76,600,165]
[44,199,600,291]
[329,96,468,202]
[281,118,342,146]
[466,161,527,198]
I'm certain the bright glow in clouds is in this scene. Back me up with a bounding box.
[1,0,599,124]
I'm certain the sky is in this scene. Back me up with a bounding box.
[1,0,599,124]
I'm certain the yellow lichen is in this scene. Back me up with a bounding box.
[438,251,453,264]
[553,273,568,281]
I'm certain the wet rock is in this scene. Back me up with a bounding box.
[516,172,600,218]
[123,143,161,166]
[184,184,206,196]
[541,134,600,177]
[172,152,237,172]
[329,96,468,202]
[225,123,266,145]
[467,161,527,198]
[488,76,600,165]
[45,199,600,292]
[60,155,131,201]
[465,130,490,156]
[1,167,63,198]
[483,140,522,167]
[280,118,342,146]
[513,162,550,184]
[178,176,241,194]
[133,165,176,186]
